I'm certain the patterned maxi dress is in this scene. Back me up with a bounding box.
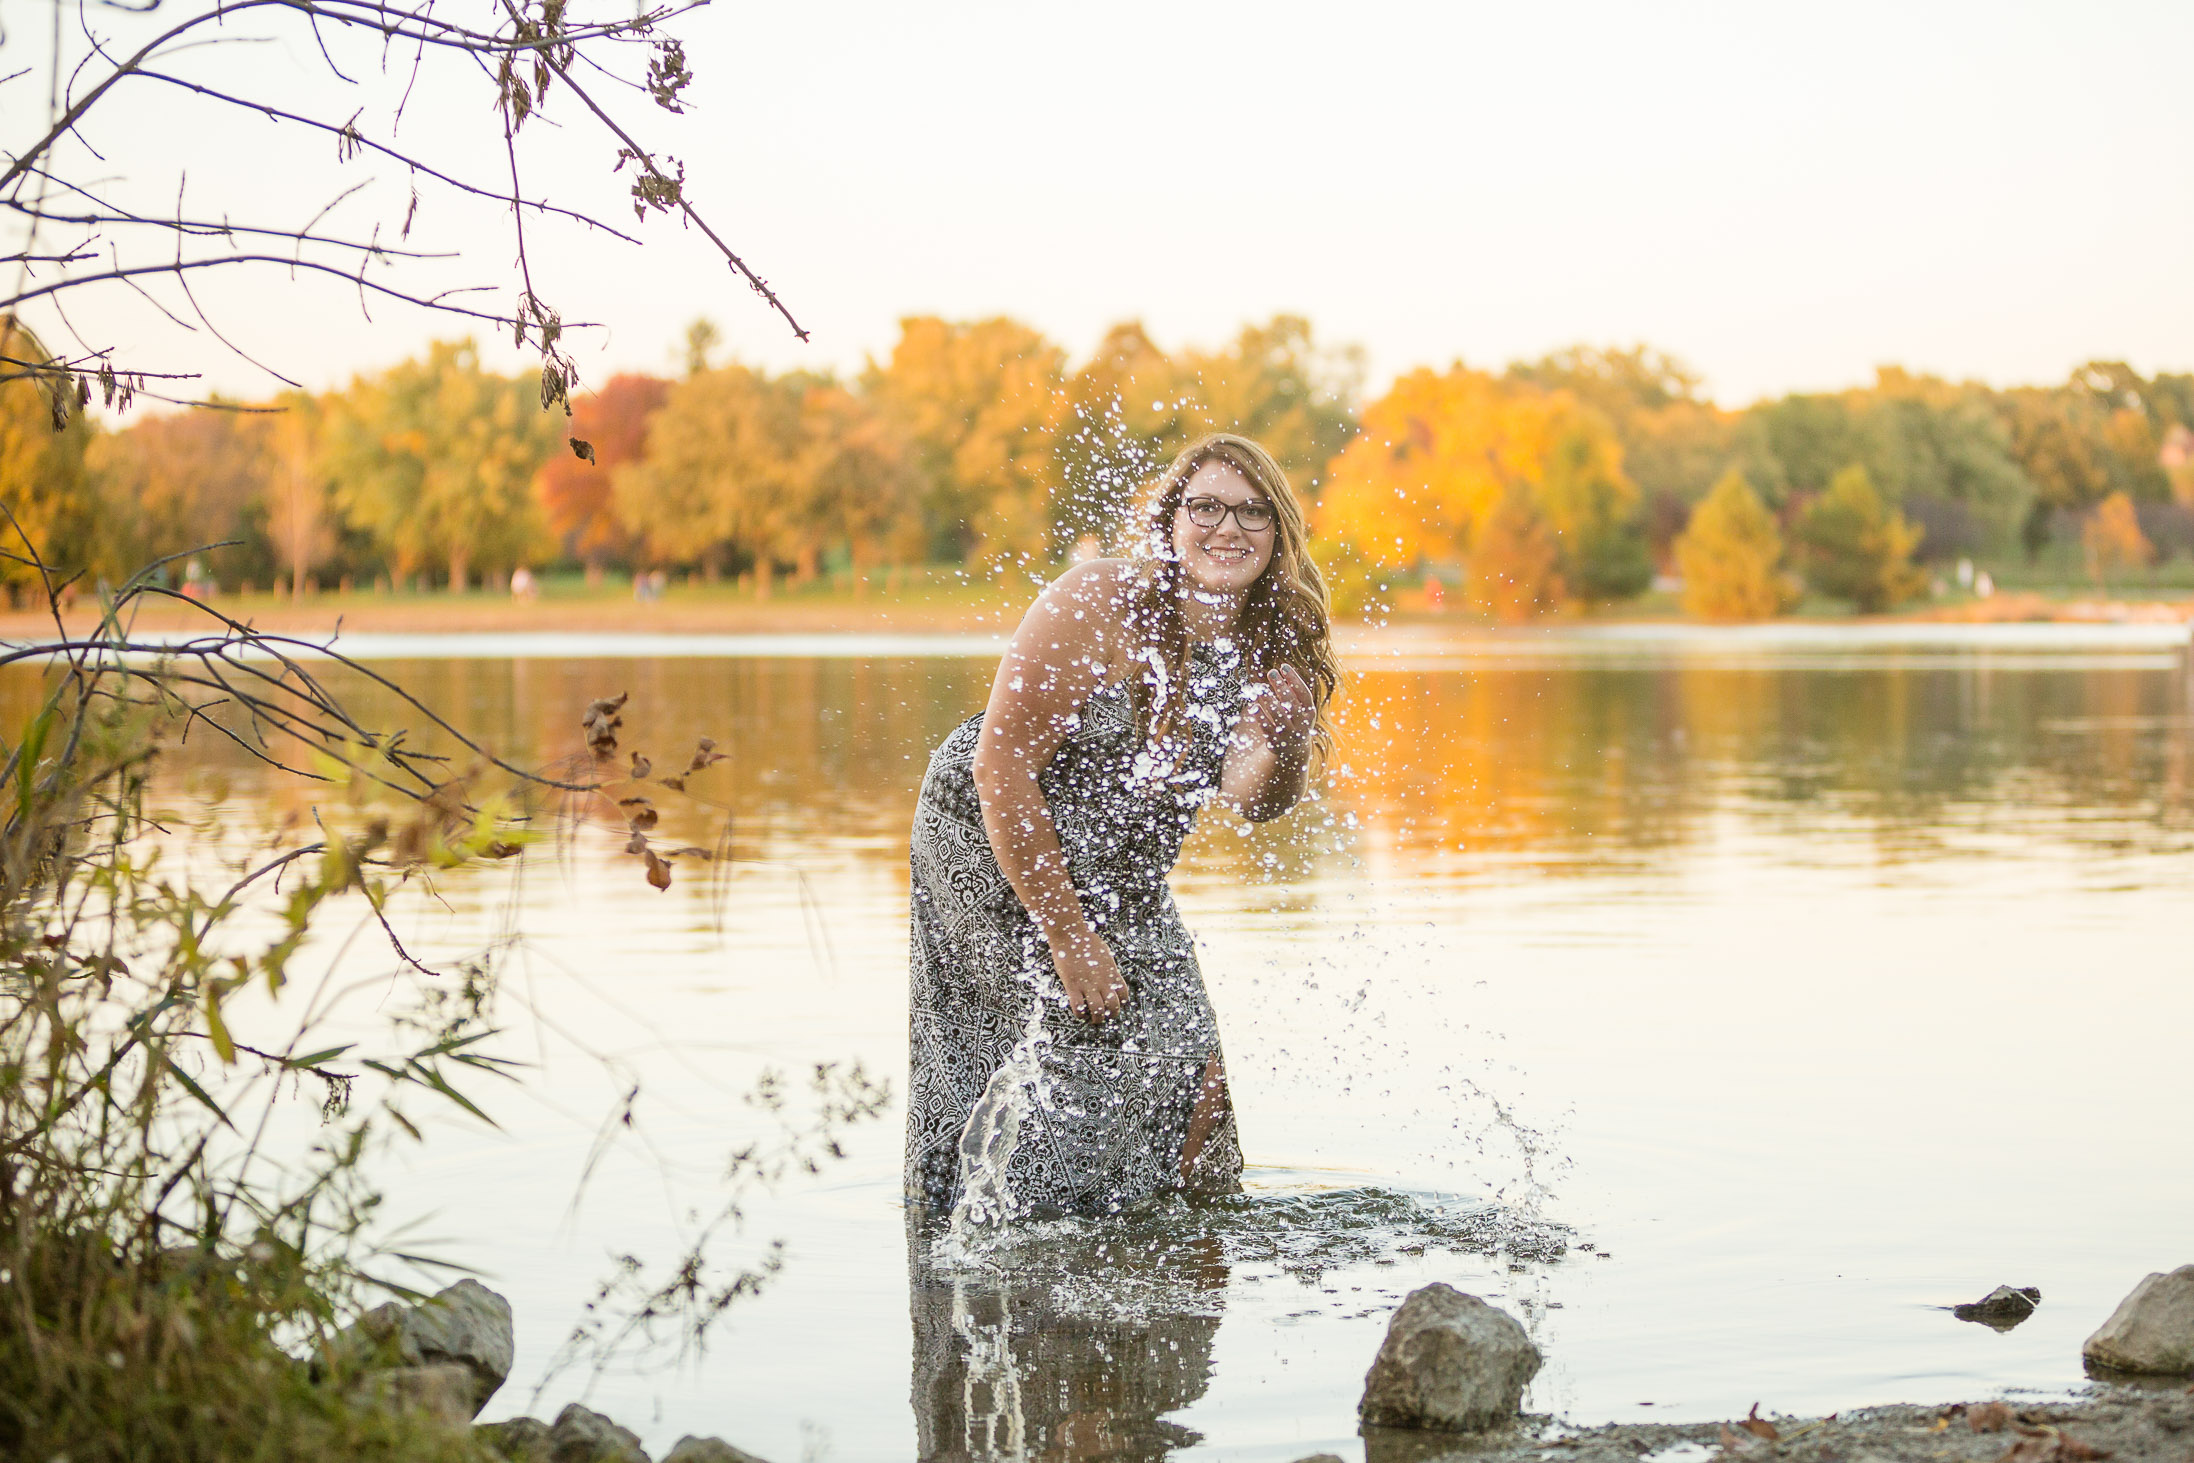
[905,642,1248,1219]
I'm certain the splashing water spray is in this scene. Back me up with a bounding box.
[935,1003,1053,1266]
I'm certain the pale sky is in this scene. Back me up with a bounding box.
[12,0,2193,411]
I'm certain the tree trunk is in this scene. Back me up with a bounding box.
[448,551,469,595]
[754,560,771,600]
[584,558,604,590]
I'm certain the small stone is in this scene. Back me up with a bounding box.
[1290,1455,1348,1463]
[1359,1282,1543,1432]
[662,1438,774,1463]
[549,1402,652,1463]
[479,1416,554,1462]
[1954,1285,2042,1329]
[2084,1264,2194,1375]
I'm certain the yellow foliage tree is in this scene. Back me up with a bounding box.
[1469,486,1562,621]
[1316,364,1648,600]
[616,364,804,580]
[865,316,1066,563]
[320,340,557,591]
[2083,490,2152,588]
[0,320,96,594]
[1676,469,1794,620]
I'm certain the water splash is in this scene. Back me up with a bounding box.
[935,1004,1052,1265]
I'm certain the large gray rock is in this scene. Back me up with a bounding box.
[2083,1264,2194,1374]
[348,1361,478,1425]
[1359,1283,1542,1432]
[549,1403,651,1463]
[662,1438,773,1463]
[351,1278,515,1417]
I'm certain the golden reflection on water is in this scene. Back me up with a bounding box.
[13,650,2187,887]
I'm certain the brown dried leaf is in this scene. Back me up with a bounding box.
[625,830,648,855]
[1971,1403,2015,1434]
[686,736,727,773]
[629,751,652,779]
[569,436,596,464]
[583,693,628,757]
[619,797,658,832]
[644,848,672,890]
[482,840,523,859]
[657,773,688,793]
[2057,1436,2110,1461]
[666,845,713,859]
[1740,1404,1780,1442]
[1716,1424,1769,1459]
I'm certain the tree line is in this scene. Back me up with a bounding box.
[5,316,2190,617]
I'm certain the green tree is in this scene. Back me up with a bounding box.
[1675,469,1793,621]
[322,341,557,590]
[1796,464,1928,612]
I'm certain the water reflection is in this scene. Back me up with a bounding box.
[908,1215,1225,1462]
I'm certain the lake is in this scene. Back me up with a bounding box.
[27,622,2194,1462]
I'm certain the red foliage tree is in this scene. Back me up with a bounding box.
[536,373,670,580]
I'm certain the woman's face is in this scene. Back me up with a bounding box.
[1171,459,1277,598]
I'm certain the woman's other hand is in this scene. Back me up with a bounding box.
[1050,928,1128,1023]
[1245,664,1315,757]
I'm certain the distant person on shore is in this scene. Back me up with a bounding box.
[904,433,1340,1221]
[510,565,537,602]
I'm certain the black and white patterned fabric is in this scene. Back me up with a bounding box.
[904,642,1248,1218]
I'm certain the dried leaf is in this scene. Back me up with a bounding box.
[657,772,687,793]
[2057,1436,2110,1462]
[583,693,628,757]
[1738,1404,1780,1442]
[629,752,652,779]
[686,736,727,772]
[1971,1403,2015,1434]
[644,848,672,890]
[482,840,523,859]
[625,830,648,855]
[619,797,658,833]
[569,436,596,463]
[666,845,713,859]
[1996,1435,2060,1463]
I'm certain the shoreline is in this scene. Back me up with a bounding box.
[4,590,2193,646]
[1370,1386,2194,1463]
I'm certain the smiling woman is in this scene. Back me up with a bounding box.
[902,433,1341,1222]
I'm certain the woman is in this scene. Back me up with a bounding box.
[905,433,1340,1220]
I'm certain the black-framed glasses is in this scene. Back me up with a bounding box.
[1180,495,1276,533]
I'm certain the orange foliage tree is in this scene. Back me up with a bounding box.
[536,373,669,583]
[2083,491,2152,587]
[1315,365,1648,615]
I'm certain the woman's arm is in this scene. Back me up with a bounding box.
[971,561,1133,1023]
[1219,664,1317,823]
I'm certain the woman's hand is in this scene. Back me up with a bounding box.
[1049,926,1128,1023]
[1244,664,1315,758]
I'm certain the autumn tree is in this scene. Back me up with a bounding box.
[1795,464,1927,612]
[1675,469,1793,621]
[616,364,804,585]
[0,323,95,597]
[85,400,282,589]
[537,374,669,584]
[791,384,924,582]
[865,316,1067,563]
[320,340,558,591]
[1173,315,1362,492]
[1468,486,1562,621]
[2083,491,2152,588]
[1317,364,1649,602]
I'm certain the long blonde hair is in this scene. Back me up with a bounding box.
[1123,433,1341,768]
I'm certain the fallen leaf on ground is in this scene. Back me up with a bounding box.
[2057,1435,2110,1461]
[1971,1403,2015,1433]
[1740,1404,1780,1442]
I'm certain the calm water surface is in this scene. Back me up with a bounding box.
[27,626,2194,1461]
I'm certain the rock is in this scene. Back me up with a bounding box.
[548,1403,652,1463]
[662,1438,773,1463]
[349,1362,478,1425]
[480,1417,554,1462]
[369,1278,515,1416]
[1954,1285,2041,1329]
[1359,1283,1542,1432]
[2084,1264,2194,1375]
[1290,1456,1348,1463]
